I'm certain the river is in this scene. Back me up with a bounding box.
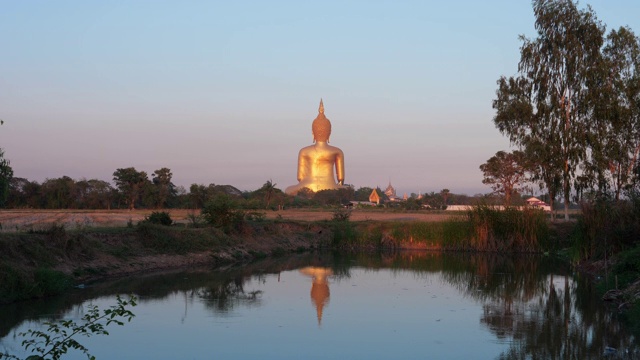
[1,252,638,359]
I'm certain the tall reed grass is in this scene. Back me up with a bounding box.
[572,196,640,261]
[330,206,549,252]
[466,205,549,252]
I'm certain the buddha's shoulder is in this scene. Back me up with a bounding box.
[299,145,316,153]
[299,143,344,153]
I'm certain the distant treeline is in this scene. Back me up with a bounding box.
[5,167,516,210]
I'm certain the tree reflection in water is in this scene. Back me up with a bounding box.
[196,276,263,314]
[324,252,639,358]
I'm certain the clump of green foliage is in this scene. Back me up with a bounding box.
[331,221,358,248]
[1,295,136,360]
[245,211,266,222]
[27,223,66,238]
[141,211,173,226]
[331,208,351,222]
[571,195,640,262]
[596,245,640,337]
[613,246,640,289]
[0,266,70,304]
[201,194,245,234]
[185,212,204,227]
[136,224,223,254]
[330,208,361,248]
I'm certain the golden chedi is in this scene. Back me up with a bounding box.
[285,100,345,195]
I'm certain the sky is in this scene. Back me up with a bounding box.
[1,1,639,196]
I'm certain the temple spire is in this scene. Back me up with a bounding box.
[319,98,324,114]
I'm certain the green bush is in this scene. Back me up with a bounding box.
[246,211,267,222]
[27,223,66,238]
[34,268,72,297]
[332,221,358,247]
[612,246,640,288]
[142,211,173,226]
[0,266,71,303]
[332,208,352,222]
[201,194,245,234]
[572,196,640,261]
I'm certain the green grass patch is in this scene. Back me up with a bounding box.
[0,265,71,304]
[136,223,224,254]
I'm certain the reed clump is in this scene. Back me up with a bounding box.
[466,205,548,252]
[572,196,640,262]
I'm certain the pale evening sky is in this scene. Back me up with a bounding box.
[1,1,638,196]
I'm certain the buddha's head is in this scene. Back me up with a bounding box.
[312,99,331,143]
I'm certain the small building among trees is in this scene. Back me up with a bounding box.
[525,197,551,211]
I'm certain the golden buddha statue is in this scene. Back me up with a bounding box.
[285,100,345,195]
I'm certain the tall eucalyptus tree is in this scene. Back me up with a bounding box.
[493,0,604,220]
[586,26,640,200]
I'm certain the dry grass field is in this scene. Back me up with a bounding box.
[0,208,457,232]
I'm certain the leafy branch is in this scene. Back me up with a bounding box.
[1,295,136,360]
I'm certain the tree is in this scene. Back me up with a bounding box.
[313,188,354,206]
[480,151,528,206]
[7,177,41,208]
[189,184,207,209]
[585,26,640,200]
[152,168,175,208]
[79,179,114,209]
[0,148,13,207]
[354,187,374,202]
[113,168,148,210]
[493,0,605,220]
[41,176,77,209]
[524,141,562,220]
[440,189,450,206]
[259,179,277,209]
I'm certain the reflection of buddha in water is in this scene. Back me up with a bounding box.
[285,100,345,195]
[299,267,333,326]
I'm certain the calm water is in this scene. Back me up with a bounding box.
[1,252,638,359]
